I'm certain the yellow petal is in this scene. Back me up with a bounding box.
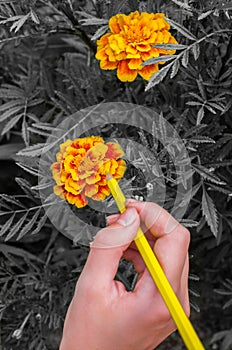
[85,184,98,197]
[128,58,143,70]
[86,173,101,185]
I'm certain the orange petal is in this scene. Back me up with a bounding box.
[97,174,107,186]
[109,16,121,34]
[117,60,137,82]
[139,64,159,80]
[100,58,118,70]
[66,192,88,208]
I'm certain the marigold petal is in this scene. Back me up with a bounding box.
[139,64,159,80]
[117,60,137,82]
[114,159,126,179]
[66,192,88,208]
[136,44,151,52]
[109,159,119,175]
[97,175,107,186]
[59,140,72,154]
[64,177,80,195]
[109,16,120,34]
[100,59,118,70]
[128,58,143,70]
[85,184,99,197]
[86,173,101,185]
[105,142,124,159]
[53,185,65,199]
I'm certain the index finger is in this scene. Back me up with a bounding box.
[126,199,190,293]
[126,199,185,237]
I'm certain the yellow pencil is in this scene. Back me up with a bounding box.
[106,173,205,350]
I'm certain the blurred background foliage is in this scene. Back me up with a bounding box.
[0,0,232,349]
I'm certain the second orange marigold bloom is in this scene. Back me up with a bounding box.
[95,11,178,82]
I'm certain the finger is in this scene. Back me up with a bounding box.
[81,208,140,287]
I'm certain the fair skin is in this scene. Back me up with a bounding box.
[60,200,190,350]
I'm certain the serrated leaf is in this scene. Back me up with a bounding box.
[17,209,41,240]
[170,59,180,78]
[166,18,197,41]
[1,113,23,135]
[181,50,189,68]
[198,10,213,20]
[0,213,16,237]
[170,0,192,11]
[196,106,205,125]
[30,9,40,24]
[10,13,30,33]
[145,63,172,91]
[190,136,215,144]
[191,43,200,60]
[0,194,26,208]
[184,124,207,137]
[30,214,47,235]
[16,163,40,177]
[186,101,203,107]
[17,143,47,157]
[206,183,232,196]
[5,213,28,241]
[192,164,226,185]
[202,187,218,237]
[196,78,207,100]
[91,25,109,41]
[179,219,199,227]
[0,15,22,25]
[15,177,37,198]
[27,126,50,137]
[207,101,225,113]
[79,17,108,26]
[153,44,188,50]
[204,104,216,114]
[142,55,176,66]
[0,100,23,112]
[188,92,204,102]
[0,85,24,99]
[22,118,30,146]
[0,106,23,122]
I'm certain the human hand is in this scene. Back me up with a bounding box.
[59,200,190,350]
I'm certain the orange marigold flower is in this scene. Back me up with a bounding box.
[95,11,178,82]
[51,136,126,208]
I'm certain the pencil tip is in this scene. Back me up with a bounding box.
[106,173,113,180]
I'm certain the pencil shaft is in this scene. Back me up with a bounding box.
[106,176,205,350]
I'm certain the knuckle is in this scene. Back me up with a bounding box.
[178,225,191,249]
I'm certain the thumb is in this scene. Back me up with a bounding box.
[83,208,140,285]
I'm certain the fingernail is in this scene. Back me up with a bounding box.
[126,198,138,204]
[106,214,119,225]
[117,208,137,226]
